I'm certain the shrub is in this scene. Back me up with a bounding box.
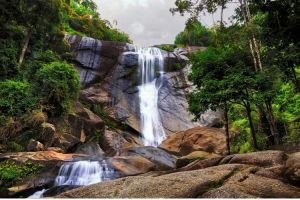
[0,39,19,80]
[0,161,44,190]
[22,50,60,79]
[175,19,213,47]
[0,80,37,117]
[35,61,80,116]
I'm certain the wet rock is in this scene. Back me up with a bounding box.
[160,127,227,156]
[126,146,177,170]
[109,155,155,176]
[27,139,45,152]
[118,52,139,66]
[56,164,244,198]
[43,186,80,198]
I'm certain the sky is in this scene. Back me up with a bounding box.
[96,0,236,46]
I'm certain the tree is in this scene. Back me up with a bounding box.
[16,0,64,64]
[35,61,80,117]
[170,0,230,27]
[189,46,260,150]
[175,18,213,46]
[0,80,37,118]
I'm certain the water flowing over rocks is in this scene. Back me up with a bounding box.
[66,34,221,136]
[56,150,300,198]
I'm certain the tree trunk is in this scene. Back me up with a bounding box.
[239,0,263,71]
[257,105,274,145]
[245,101,258,149]
[220,0,225,28]
[265,101,280,144]
[224,102,230,155]
[18,27,32,65]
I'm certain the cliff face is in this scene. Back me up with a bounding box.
[66,35,222,135]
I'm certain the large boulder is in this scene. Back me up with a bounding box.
[125,146,177,170]
[51,102,105,152]
[0,151,85,164]
[68,102,104,140]
[202,167,300,198]
[56,164,245,198]
[108,156,155,176]
[27,139,45,152]
[100,129,143,156]
[285,152,300,183]
[219,150,286,167]
[160,127,227,156]
[38,122,56,148]
[74,142,105,156]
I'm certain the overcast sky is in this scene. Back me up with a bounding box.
[96,0,236,46]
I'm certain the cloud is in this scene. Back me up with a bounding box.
[96,0,237,46]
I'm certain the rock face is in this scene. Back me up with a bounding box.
[57,164,244,198]
[67,34,221,137]
[160,127,227,156]
[0,151,86,163]
[56,150,300,198]
[74,142,104,156]
[285,152,300,184]
[125,146,177,170]
[100,128,143,156]
[108,156,155,176]
[52,102,105,152]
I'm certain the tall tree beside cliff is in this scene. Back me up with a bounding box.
[16,0,64,64]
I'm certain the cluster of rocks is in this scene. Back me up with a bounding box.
[57,149,300,198]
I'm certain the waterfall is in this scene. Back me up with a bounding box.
[54,160,115,186]
[28,160,118,198]
[137,47,166,147]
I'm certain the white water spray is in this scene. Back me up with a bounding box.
[137,47,166,147]
[28,160,117,198]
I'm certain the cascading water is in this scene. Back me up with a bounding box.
[28,160,118,198]
[136,47,166,147]
[54,160,116,186]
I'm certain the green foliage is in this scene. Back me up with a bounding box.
[7,142,25,152]
[87,129,103,144]
[175,19,213,47]
[35,62,80,116]
[239,142,254,154]
[22,50,60,79]
[0,39,20,80]
[0,161,44,190]
[0,80,37,118]
[64,0,131,43]
[156,44,177,52]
